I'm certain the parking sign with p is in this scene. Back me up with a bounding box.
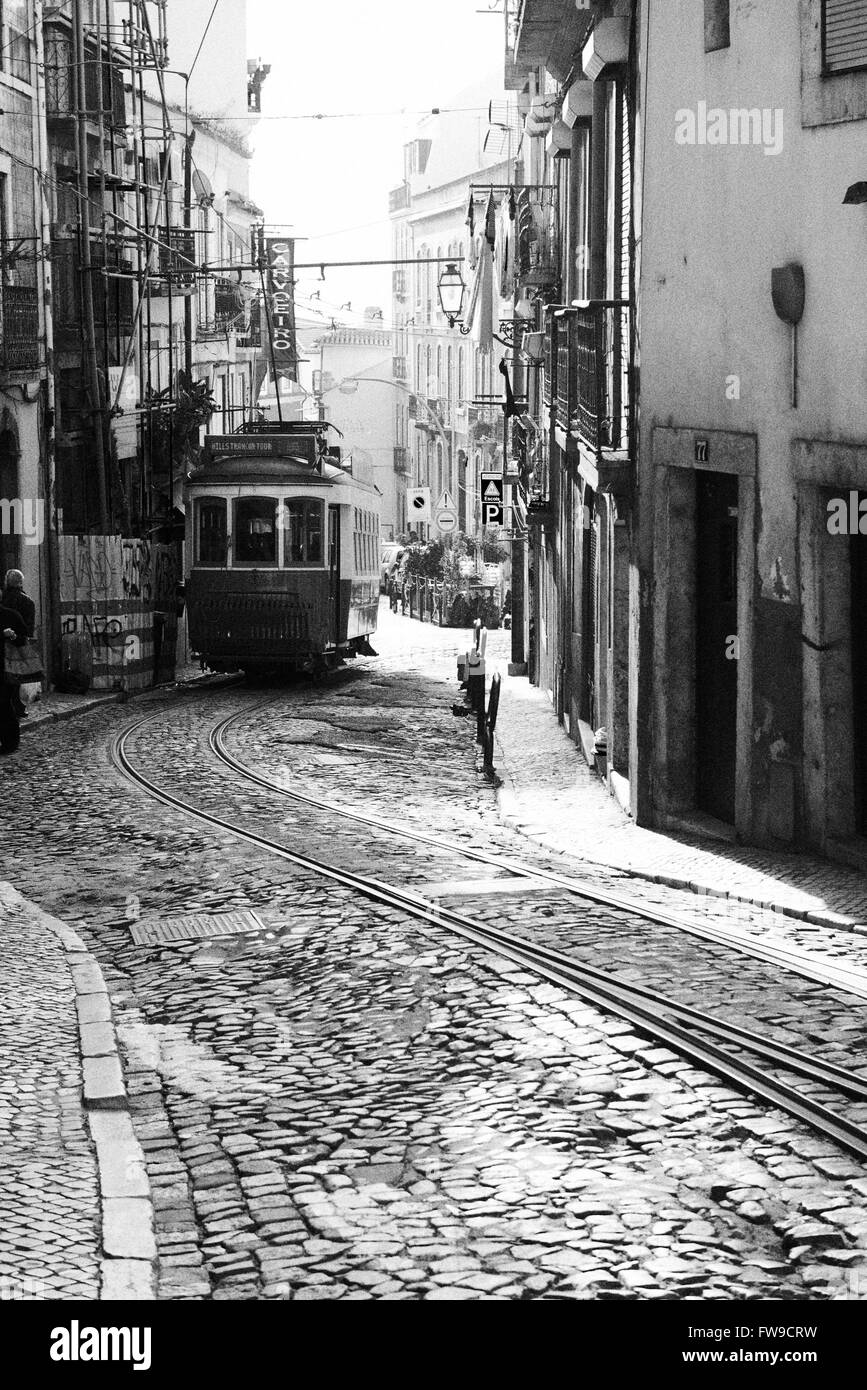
[481,475,504,528]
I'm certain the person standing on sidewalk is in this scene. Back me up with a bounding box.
[0,602,27,754]
[2,570,36,718]
[2,570,36,638]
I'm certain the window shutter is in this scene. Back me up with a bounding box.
[824,0,867,73]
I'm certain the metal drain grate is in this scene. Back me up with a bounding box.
[130,908,265,946]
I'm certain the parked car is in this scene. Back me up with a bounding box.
[380,542,402,592]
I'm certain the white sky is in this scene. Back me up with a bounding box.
[245,0,504,323]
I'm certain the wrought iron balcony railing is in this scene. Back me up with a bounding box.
[552,301,631,456]
[0,285,40,373]
[157,228,196,294]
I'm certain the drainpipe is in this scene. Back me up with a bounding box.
[589,80,608,300]
[34,0,61,679]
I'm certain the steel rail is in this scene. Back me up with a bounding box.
[209,705,867,1003]
[113,714,867,1161]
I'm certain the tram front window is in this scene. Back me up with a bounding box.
[196,498,227,565]
[234,497,277,566]
[283,500,323,565]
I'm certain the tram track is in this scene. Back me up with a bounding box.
[113,703,867,1163]
[209,700,867,1004]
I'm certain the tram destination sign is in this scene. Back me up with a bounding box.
[204,435,317,464]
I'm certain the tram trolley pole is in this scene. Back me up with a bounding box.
[483,672,501,772]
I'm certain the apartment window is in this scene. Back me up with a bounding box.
[823,0,867,73]
[1,3,32,83]
[704,0,730,52]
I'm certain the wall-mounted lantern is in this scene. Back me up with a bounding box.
[771,263,805,409]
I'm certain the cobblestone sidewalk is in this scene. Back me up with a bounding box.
[488,651,867,931]
[375,606,867,931]
[0,883,101,1299]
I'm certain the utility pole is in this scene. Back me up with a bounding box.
[73,0,110,533]
[34,0,60,678]
[184,128,194,379]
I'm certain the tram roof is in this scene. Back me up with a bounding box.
[188,454,347,488]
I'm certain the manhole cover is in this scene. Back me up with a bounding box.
[130,909,265,946]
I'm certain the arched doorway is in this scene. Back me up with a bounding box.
[0,418,21,577]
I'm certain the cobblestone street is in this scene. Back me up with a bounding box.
[3,605,867,1301]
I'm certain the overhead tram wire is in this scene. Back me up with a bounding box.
[188,0,222,83]
[178,106,490,122]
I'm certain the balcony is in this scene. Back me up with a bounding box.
[157,229,196,295]
[516,187,559,289]
[507,1,595,86]
[552,301,631,459]
[199,278,247,337]
[388,183,410,214]
[0,286,40,374]
[237,300,261,350]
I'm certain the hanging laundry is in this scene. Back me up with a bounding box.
[484,189,497,249]
[495,197,515,300]
[466,228,493,354]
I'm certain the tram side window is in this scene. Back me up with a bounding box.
[233,497,277,566]
[196,498,228,565]
[283,499,324,565]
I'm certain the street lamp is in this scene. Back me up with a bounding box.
[437,263,466,329]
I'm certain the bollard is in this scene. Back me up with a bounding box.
[468,624,487,729]
[483,672,501,770]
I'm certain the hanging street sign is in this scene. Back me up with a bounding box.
[481,475,504,504]
[407,486,431,522]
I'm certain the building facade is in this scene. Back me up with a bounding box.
[504,0,867,865]
[389,89,514,544]
[317,322,398,536]
[1,1,51,652]
[0,0,269,690]
[505,1,635,799]
[637,0,867,861]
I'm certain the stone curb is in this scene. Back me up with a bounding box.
[18,670,242,740]
[20,693,124,734]
[0,885,156,1301]
[492,734,866,937]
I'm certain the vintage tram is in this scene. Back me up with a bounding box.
[185,421,380,672]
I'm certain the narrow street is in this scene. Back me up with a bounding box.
[3,605,867,1302]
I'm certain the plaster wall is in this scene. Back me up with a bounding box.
[636,0,867,847]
